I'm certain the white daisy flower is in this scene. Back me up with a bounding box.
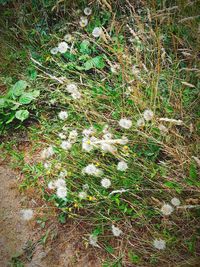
[58,132,67,139]
[153,239,166,250]
[92,27,102,38]
[56,187,67,199]
[119,118,132,129]
[83,164,102,176]
[58,42,69,53]
[66,83,78,93]
[84,7,92,16]
[161,203,174,216]
[60,140,72,150]
[41,146,54,159]
[58,111,68,120]
[136,118,145,128]
[89,234,100,248]
[50,47,58,55]
[79,16,88,27]
[64,33,73,42]
[111,225,122,237]
[68,130,78,144]
[48,181,56,189]
[171,197,181,207]
[78,191,87,199]
[117,161,128,171]
[20,209,34,221]
[143,109,154,121]
[101,178,111,188]
[54,178,66,188]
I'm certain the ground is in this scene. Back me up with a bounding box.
[0,164,101,267]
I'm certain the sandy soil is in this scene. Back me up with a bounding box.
[0,164,101,267]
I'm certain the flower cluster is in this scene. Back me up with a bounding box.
[48,175,67,199]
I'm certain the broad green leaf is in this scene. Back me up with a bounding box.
[12,80,28,96]
[19,93,34,104]
[15,109,29,121]
[92,56,105,69]
[84,59,94,70]
[0,98,6,108]
[80,40,91,54]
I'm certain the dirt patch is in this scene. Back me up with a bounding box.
[0,165,30,266]
[0,164,102,267]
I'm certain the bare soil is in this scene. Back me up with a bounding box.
[0,164,101,267]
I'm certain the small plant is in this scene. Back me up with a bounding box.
[0,80,40,132]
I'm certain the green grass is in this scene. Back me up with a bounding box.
[1,1,200,266]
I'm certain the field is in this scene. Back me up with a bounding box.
[0,1,200,266]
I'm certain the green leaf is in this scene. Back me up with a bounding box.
[84,59,94,70]
[92,56,105,69]
[19,90,40,104]
[19,93,34,104]
[12,80,28,96]
[15,109,29,121]
[0,98,6,109]
[189,162,198,180]
[80,40,91,54]
[84,56,105,70]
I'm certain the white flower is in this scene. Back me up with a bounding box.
[101,178,111,188]
[117,161,128,171]
[54,178,66,188]
[58,42,69,53]
[58,132,67,139]
[79,16,88,27]
[71,90,81,99]
[143,109,154,121]
[119,118,132,129]
[64,34,73,42]
[68,130,78,143]
[111,225,122,237]
[101,143,116,153]
[158,124,168,133]
[118,136,129,145]
[84,7,92,16]
[136,118,145,128]
[58,111,68,120]
[44,162,51,169]
[82,137,95,152]
[171,197,181,207]
[82,127,95,137]
[56,187,67,199]
[161,203,174,216]
[83,164,102,176]
[89,234,100,248]
[66,83,78,93]
[92,27,102,38]
[59,170,68,178]
[153,239,166,250]
[78,191,87,199]
[83,184,89,191]
[50,47,58,55]
[41,146,54,159]
[103,133,113,140]
[60,141,72,150]
[48,181,56,189]
[20,209,34,221]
